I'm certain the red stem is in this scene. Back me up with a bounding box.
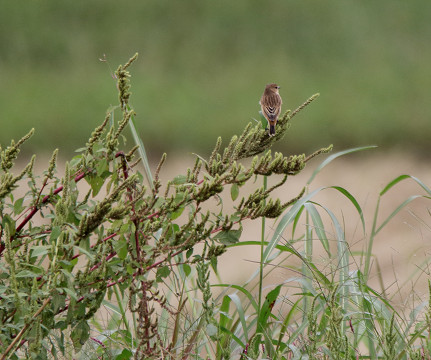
[71,233,117,260]
[0,172,87,257]
[89,252,116,272]
[15,172,86,233]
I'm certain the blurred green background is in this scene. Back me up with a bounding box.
[1,1,430,160]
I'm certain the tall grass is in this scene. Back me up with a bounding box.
[209,148,431,359]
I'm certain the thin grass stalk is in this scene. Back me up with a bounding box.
[113,284,133,347]
[258,173,267,325]
[327,207,349,335]
[302,199,313,323]
[364,193,380,284]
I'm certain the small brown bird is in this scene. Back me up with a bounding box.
[259,83,282,137]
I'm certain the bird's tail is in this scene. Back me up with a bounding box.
[269,124,276,136]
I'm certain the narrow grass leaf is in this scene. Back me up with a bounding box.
[227,240,296,256]
[307,146,377,185]
[257,285,282,329]
[101,300,122,316]
[380,174,431,196]
[212,284,258,312]
[330,186,365,232]
[304,202,330,255]
[324,206,350,319]
[127,108,154,189]
[229,293,249,342]
[219,295,232,329]
[291,204,305,239]
[380,174,411,196]
[264,187,325,263]
[376,195,424,234]
[218,325,245,348]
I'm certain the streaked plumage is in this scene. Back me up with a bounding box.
[259,83,282,136]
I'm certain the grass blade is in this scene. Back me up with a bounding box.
[376,195,425,234]
[307,146,377,185]
[304,202,330,255]
[127,106,154,189]
[264,187,325,263]
[330,185,365,233]
[380,174,431,196]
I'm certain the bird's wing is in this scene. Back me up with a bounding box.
[261,94,282,121]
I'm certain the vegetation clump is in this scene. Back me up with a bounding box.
[0,54,329,359]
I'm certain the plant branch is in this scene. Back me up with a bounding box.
[1,297,51,359]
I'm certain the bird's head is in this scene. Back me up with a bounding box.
[265,83,280,94]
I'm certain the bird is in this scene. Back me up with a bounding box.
[259,83,282,137]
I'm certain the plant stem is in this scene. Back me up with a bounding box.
[258,174,268,322]
[15,171,86,234]
[1,297,51,359]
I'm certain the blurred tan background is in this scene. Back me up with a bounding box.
[2,2,431,302]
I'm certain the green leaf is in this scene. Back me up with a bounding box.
[60,269,75,282]
[119,222,130,234]
[126,264,134,275]
[85,174,105,197]
[115,349,133,360]
[219,295,232,329]
[172,175,187,185]
[96,158,109,177]
[74,147,87,153]
[170,206,184,220]
[2,214,16,237]
[13,197,25,215]
[214,229,242,245]
[69,154,82,168]
[15,270,40,278]
[50,226,62,242]
[182,264,191,277]
[59,287,78,301]
[73,246,95,261]
[156,266,170,282]
[114,236,128,260]
[52,291,66,313]
[210,256,218,274]
[22,264,44,275]
[231,183,239,201]
[31,245,50,258]
[258,110,267,129]
[258,284,282,331]
[71,321,90,352]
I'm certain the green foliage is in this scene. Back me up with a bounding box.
[0,55,328,359]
